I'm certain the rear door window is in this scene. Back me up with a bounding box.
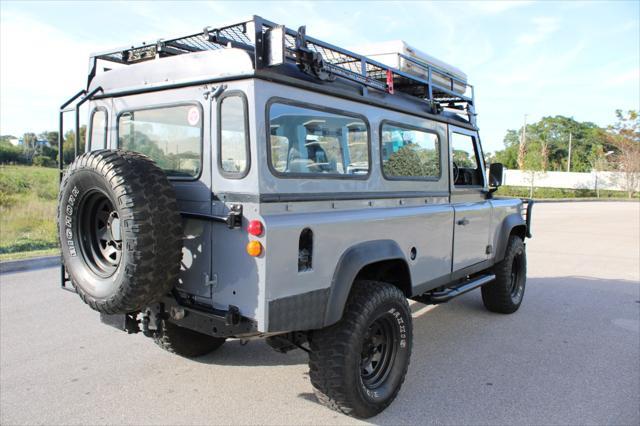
[89,109,108,150]
[381,123,440,180]
[118,104,203,179]
[268,101,369,177]
[218,93,249,177]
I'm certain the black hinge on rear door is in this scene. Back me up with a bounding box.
[180,204,242,229]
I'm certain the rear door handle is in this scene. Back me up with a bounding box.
[457,218,470,226]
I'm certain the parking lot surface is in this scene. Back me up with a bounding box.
[1,202,639,425]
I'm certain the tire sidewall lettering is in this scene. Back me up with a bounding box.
[63,185,81,257]
[388,307,408,350]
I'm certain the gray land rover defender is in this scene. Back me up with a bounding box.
[57,16,533,418]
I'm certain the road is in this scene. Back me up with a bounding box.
[1,202,639,425]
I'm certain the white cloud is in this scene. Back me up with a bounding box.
[517,16,560,46]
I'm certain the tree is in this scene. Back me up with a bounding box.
[22,132,37,149]
[494,116,611,172]
[494,129,519,169]
[39,131,59,147]
[606,110,640,198]
[61,126,87,164]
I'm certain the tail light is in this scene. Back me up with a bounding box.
[248,220,263,236]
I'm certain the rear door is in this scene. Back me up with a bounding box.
[113,88,213,302]
[449,126,492,272]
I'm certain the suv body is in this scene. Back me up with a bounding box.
[59,16,532,417]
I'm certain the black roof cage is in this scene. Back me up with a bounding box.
[89,15,476,124]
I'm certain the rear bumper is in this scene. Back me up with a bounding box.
[99,298,259,338]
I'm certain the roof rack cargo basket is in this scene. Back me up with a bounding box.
[89,15,476,124]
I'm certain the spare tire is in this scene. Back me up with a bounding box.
[57,149,183,314]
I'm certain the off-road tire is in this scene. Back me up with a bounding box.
[57,149,183,314]
[482,235,526,314]
[154,320,226,357]
[309,280,412,418]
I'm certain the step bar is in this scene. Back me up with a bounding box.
[415,274,495,304]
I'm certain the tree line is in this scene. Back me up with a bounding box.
[0,127,87,167]
[490,110,638,173]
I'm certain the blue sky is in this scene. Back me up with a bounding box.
[1,0,638,153]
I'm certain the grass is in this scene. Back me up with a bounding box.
[0,248,59,261]
[496,185,638,200]
[0,165,59,259]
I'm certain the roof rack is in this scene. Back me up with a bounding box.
[89,16,476,124]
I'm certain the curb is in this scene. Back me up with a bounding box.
[0,255,60,274]
[529,198,639,203]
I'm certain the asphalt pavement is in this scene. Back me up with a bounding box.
[1,202,639,425]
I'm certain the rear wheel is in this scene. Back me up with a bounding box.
[482,235,527,314]
[153,320,226,358]
[309,281,412,418]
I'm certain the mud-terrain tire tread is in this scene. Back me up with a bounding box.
[153,320,226,357]
[482,235,526,314]
[57,149,183,314]
[308,280,412,418]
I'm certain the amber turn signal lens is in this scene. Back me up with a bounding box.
[248,220,263,236]
[246,241,263,257]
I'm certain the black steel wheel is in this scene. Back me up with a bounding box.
[77,191,122,277]
[508,250,525,303]
[309,280,412,418]
[58,149,183,314]
[360,313,398,390]
[482,235,527,314]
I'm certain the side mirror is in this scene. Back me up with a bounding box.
[489,163,504,188]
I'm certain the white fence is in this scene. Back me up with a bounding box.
[502,170,639,192]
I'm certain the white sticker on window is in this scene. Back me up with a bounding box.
[187,107,200,126]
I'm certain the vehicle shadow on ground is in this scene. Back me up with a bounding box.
[194,339,308,367]
[191,289,443,368]
[293,276,640,424]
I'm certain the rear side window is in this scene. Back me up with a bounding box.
[118,104,202,178]
[218,94,249,177]
[89,109,108,150]
[268,101,369,177]
[381,123,440,179]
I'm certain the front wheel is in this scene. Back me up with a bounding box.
[482,235,527,314]
[309,281,412,418]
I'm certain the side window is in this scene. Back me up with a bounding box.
[89,109,108,150]
[451,132,484,186]
[219,94,249,177]
[381,123,440,179]
[118,104,203,179]
[268,102,369,177]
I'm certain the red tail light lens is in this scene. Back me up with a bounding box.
[248,220,263,236]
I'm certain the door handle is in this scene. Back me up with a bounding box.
[457,218,470,226]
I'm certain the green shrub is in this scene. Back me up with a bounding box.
[0,142,27,164]
[496,185,637,199]
[32,155,57,168]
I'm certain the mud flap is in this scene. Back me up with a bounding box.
[100,313,139,334]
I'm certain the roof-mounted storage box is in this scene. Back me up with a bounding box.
[353,40,468,95]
